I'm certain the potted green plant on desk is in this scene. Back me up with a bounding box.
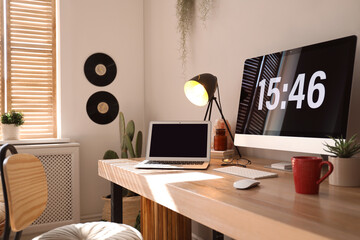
[1,110,24,140]
[323,134,360,186]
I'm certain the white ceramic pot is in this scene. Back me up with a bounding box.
[328,156,360,187]
[2,124,20,140]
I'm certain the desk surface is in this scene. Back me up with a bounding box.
[98,157,360,240]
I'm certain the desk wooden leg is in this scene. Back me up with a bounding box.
[213,230,224,240]
[111,183,123,223]
[141,197,191,240]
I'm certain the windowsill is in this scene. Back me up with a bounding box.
[0,138,71,146]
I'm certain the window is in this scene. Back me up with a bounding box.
[1,0,57,139]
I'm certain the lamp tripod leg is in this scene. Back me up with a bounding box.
[208,100,213,121]
[203,101,211,121]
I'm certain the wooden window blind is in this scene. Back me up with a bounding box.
[6,0,56,139]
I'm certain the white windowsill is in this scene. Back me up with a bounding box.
[0,138,71,146]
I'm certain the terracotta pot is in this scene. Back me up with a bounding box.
[328,156,360,187]
[2,124,20,140]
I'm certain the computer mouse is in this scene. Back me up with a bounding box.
[233,179,260,190]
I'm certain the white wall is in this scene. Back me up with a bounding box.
[144,0,360,160]
[59,0,144,218]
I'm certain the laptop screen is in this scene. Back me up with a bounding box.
[147,122,210,159]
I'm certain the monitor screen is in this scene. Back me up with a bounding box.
[234,35,357,154]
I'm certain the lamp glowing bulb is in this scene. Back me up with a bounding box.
[184,80,209,106]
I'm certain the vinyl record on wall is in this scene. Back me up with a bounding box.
[84,53,117,86]
[86,91,119,124]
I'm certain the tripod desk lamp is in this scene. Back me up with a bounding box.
[184,73,251,167]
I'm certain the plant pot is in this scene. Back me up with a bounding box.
[102,195,140,227]
[328,156,360,187]
[2,124,20,140]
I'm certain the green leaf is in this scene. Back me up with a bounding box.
[121,149,128,159]
[124,134,135,158]
[323,134,360,158]
[103,150,119,159]
[126,120,135,141]
[135,131,143,158]
[134,210,141,231]
[1,110,24,126]
[119,112,126,149]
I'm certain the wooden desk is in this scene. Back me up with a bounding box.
[98,158,360,240]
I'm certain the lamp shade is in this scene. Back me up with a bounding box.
[184,73,218,106]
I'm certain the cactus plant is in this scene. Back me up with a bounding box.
[103,112,143,161]
[119,112,143,158]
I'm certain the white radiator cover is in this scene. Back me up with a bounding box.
[15,142,80,234]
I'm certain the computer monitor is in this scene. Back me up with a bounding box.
[234,35,357,155]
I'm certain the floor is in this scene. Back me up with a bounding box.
[20,232,44,240]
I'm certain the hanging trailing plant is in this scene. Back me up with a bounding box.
[176,0,213,68]
[199,0,213,22]
[176,0,195,68]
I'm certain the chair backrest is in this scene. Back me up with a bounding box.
[3,153,48,232]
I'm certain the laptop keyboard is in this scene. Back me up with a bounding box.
[146,161,204,165]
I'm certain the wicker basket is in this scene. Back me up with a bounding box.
[0,220,4,236]
[0,183,5,235]
[102,195,140,227]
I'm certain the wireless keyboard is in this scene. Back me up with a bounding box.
[213,166,278,179]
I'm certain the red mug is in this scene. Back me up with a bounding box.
[292,156,333,194]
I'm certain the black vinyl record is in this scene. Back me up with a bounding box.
[86,91,119,124]
[84,53,117,86]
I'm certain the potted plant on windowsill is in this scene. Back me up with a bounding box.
[1,110,24,140]
[323,134,360,186]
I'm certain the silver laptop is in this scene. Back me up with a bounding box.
[135,121,211,170]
